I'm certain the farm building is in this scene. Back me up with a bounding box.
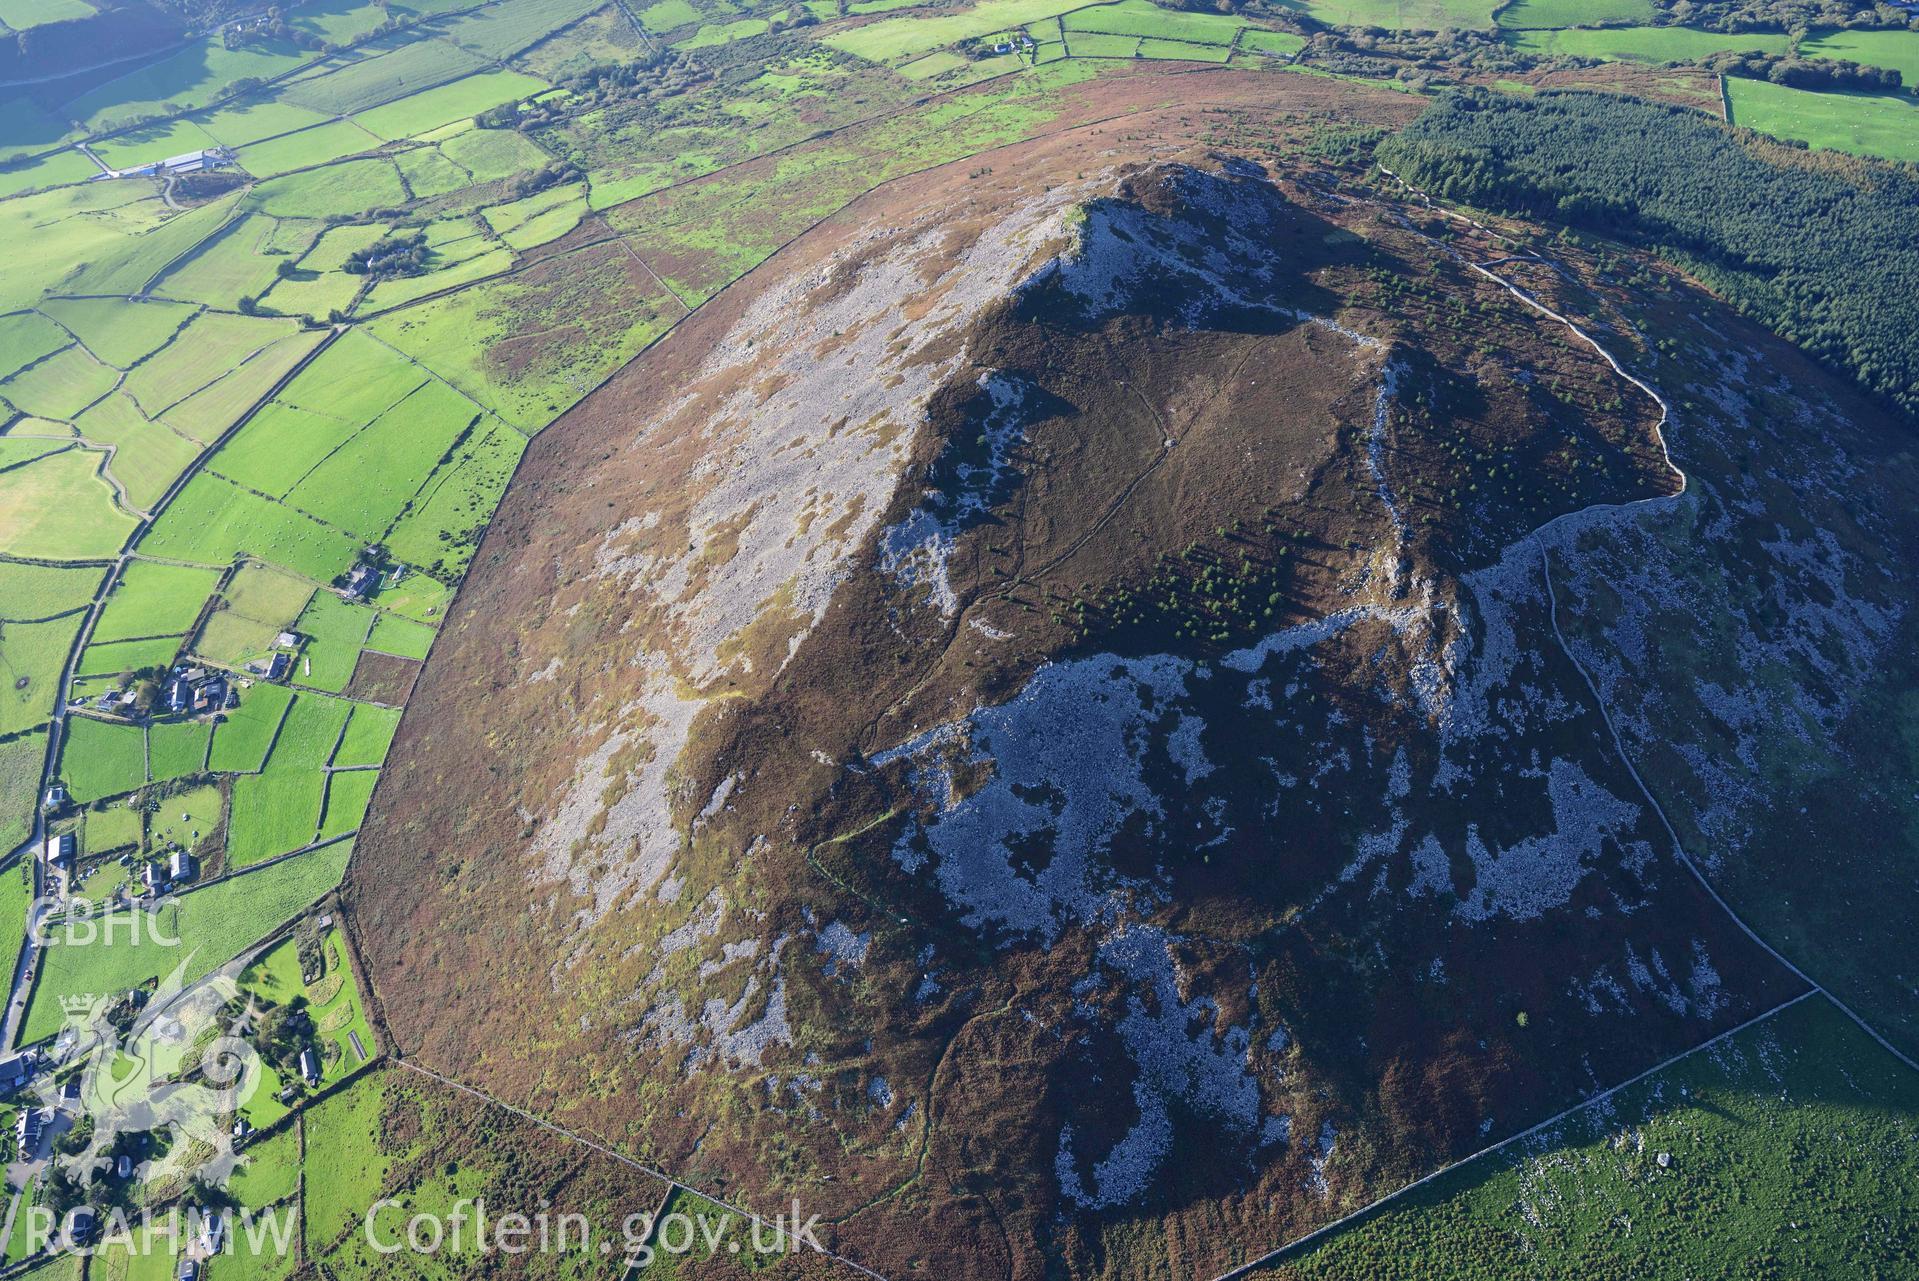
[169,850,195,882]
[43,832,74,866]
[298,1046,321,1084]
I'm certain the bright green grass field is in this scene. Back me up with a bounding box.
[0,311,69,381]
[38,297,199,370]
[826,0,1095,60]
[0,857,31,979]
[1277,0,1492,30]
[332,702,400,767]
[351,69,548,141]
[318,768,377,839]
[1727,76,1919,163]
[92,561,221,643]
[250,157,409,220]
[75,635,181,678]
[227,1125,300,1208]
[0,730,46,853]
[1506,25,1789,62]
[278,39,490,116]
[290,593,374,693]
[1272,997,1919,1280]
[0,614,82,736]
[1,345,118,419]
[236,120,386,180]
[208,681,294,774]
[21,839,353,1044]
[1064,0,1246,44]
[84,800,143,854]
[1801,28,1919,88]
[227,769,325,866]
[73,394,202,512]
[438,125,552,182]
[60,715,147,802]
[285,380,481,543]
[140,472,360,584]
[363,613,434,660]
[148,717,212,783]
[1495,0,1654,28]
[302,1073,392,1250]
[0,562,101,621]
[151,782,222,853]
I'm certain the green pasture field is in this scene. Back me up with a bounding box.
[0,438,65,468]
[73,397,203,511]
[87,118,221,174]
[439,124,552,182]
[675,18,770,49]
[0,730,44,851]
[123,312,300,418]
[39,298,199,370]
[286,380,481,543]
[154,215,321,312]
[225,561,316,628]
[332,702,401,766]
[213,404,375,501]
[61,715,147,802]
[87,1225,175,1281]
[150,783,222,853]
[228,767,325,865]
[303,1074,393,1250]
[898,50,972,79]
[0,449,137,559]
[208,681,293,773]
[20,838,354,1044]
[60,38,313,133]
[1802,28,1919,87]
[76,635,180,678]
[290,593,375,693]
[0,150,99,202]
[1240,28,1305,56]
[358,245,514,311]
[363,613,434,660]
[290,0,396,44]
[54,192,239,308]
[514,2,650,79]
[159,331,324,446]
[318,768,378,839]
[438,0,604,58]
[84,800,143,854]
[237,120,385,180]
[1726,76,1919,162]
[1279,0,1491,28]
[250,157,409,219]
[2,90,73,148]
[267,691,354,769]
[395,144,475,198]
[481,180,587,243]
[92,561,221,643]
[1,344,118,419]
[140,472,360,583]
[147,717,212,782]
[1136,36,1232,61]
[637,0,700,30]
[195,99,336,150]
[352,68,549,140]
[1273,997,1919,1280]
[313,929,377,1078]
[0,562,101,620]
[0,614,82,736]
[1496,0,1654,26]
[0,0,94,24]
[1065,0,1245,45]
[0,312,69,381]
[367,244,676,429]
[1506,25,1789,62]
[278,39,491,116]
[227,1125,299,1208]
[826,0,1094,60]
[383,416,526,580]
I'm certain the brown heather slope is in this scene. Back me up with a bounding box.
[332,71,1919,1281]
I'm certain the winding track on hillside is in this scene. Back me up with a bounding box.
[1202,168,1919,1279]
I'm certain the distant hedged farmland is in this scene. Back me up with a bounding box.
[0,0,1916,1276]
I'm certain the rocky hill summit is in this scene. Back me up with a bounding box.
[347,145,1914,1278]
